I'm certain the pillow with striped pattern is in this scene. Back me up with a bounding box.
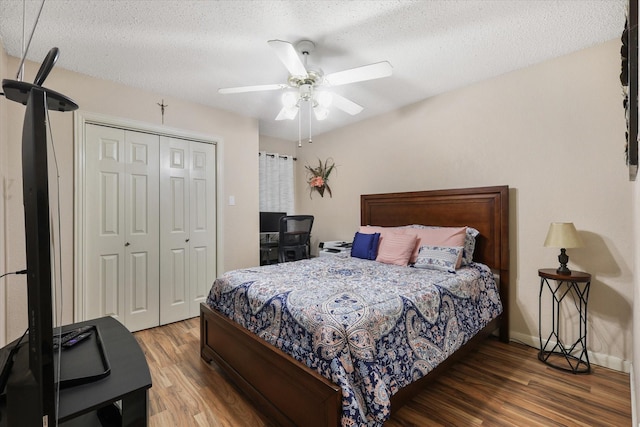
[414,245,464,273]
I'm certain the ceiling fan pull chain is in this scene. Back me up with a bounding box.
[298,107,302,147]
[308,100,312,143]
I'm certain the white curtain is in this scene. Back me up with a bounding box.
[259,151,294,214]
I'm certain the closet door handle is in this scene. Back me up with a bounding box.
[125,242,130,247]
[185,238,190,243]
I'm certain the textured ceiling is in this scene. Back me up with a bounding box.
[0,0,628,141]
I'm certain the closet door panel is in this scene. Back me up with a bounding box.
[123,130,160,331]
[85,124,126,322]
[189,143,216,316]
[191,245,209,309]
[99,254,121,317]
[160,136,191,324]
[168,248,187,302]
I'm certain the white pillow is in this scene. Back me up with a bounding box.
[414,245,464,273]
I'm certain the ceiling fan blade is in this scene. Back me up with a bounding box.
[268,40,307,77]
[332,93,364,115]
[218,83,287,94]
[324,61,393,86]
[275,106,299,120]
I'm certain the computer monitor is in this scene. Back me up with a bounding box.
[260,212,286,233]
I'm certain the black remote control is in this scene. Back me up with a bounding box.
[56,326,93,348]
[62,332,92,348]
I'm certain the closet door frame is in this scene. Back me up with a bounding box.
[73,111,223,324]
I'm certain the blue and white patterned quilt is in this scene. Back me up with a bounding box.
[206,254,502,426]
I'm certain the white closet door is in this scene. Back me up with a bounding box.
[85,124,126,323]
[188,142,216,316]
[123,130,160,331]
[85,124,160,331]
[159,137,191,324]
[160,137,216,323]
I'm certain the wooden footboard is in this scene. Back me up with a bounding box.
[200,303,342,427]
[201,303,500,426]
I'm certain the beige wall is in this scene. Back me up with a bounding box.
[0,39,7,345]
[634,174,639,423]
[259,134,297,157]
[1,54,259,341]
[294,39,633,371]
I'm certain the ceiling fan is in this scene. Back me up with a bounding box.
[218,39,393,122]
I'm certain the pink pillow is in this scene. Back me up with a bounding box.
[376,233,417,266]
[359,226,405,248]
[405,226,467,264]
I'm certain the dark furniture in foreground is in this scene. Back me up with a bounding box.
[201,185,510,427]
[538,268,592,374]
[1,316,151,427]
[58,316,151,426]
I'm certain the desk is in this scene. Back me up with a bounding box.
[538,269,591,374]
[260,242,279,265]
[0,316,151,426]
[260,232,279,265]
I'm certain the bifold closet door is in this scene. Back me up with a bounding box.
[84,124,160,332]
[159,136,216,324]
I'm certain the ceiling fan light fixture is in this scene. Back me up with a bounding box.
[315,91,333,108]
[299,84,313,101]
[314,106,330,121]
[275,105,298,120]
[218,39,393,139]
[282,91,298,108]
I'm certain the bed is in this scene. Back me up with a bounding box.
[200,185,510,426]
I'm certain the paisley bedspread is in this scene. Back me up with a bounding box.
[206,254,502,427]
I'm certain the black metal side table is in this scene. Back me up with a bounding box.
[538,268,592,374]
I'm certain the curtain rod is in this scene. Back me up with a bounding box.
[259,152,297,161]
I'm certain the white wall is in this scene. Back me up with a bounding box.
[0,54,260,342]
[294,39,633,372]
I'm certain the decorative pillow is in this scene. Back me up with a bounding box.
[403,226,467,265]
[376,233,417,266]
[350,232,381,260]
[360,225,405,253]
[414,245,464,273]
[461,227,479,266]
[406,225,479,266]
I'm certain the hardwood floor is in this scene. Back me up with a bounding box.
[134,318,631,426]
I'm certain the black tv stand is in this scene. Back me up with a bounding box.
[0,316,151,427]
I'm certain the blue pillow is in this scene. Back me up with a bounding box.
[351,232,380,260]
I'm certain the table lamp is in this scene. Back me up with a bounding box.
[544,222,583,275]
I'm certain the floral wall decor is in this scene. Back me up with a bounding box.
[305,158,335,198]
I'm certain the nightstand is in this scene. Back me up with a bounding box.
[538,268,591,374]
[318,241,351,257]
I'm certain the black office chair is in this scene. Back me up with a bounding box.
[278,215,314,263]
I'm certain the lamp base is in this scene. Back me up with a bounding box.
[556,248,571,275]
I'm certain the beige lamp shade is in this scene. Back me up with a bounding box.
[543,222,583,248]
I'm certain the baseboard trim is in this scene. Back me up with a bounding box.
[630,362,637,427]
[509,331,631,373]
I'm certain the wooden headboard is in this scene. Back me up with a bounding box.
[361,185,510,341]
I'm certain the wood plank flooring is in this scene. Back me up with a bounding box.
[134,318,631,426]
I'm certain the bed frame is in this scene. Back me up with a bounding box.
[200,185,510,427]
